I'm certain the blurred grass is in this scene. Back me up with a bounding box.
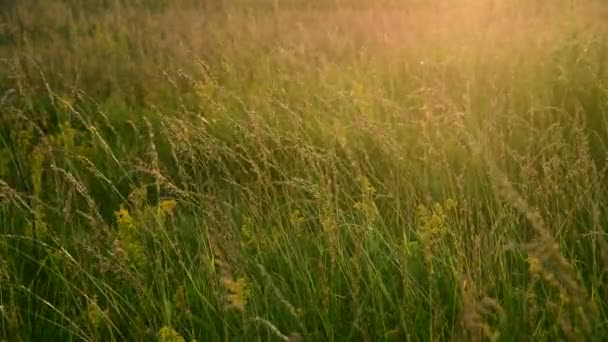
[1,0,608,341]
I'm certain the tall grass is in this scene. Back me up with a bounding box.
[1,0,608,340]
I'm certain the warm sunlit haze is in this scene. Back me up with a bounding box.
[1,0,607,341]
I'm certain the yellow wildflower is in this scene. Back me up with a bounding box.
[113,206,145,269]
[221,276,249,312]
[85,297,106,330]
[158,326,185,342]
[159,199,178,215]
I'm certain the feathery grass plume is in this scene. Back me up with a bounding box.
[128,186,148,211]
[144,117,162,198]
[459,276,504,342]
[320,209,340,266]
[471,137,600,338]
[257,264,304,330]
[56,95,126,175]
[1,0,608,340]
[353,175,379,223]
[50,165,106,229]
[160,120,193,190]
[0,250,10,333]
[174,285,192,321]
[131,162,193,203]
[253,317,303,342]
[0,179,33,214]
[0,181,9,207]
[207,230,249,313]
[317,258,331,314]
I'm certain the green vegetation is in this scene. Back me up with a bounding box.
[1,0,608,340]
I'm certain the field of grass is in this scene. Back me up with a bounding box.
[1,0,608,340]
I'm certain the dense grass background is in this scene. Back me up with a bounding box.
[1,0,608,340]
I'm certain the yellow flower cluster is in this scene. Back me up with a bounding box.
[114,206,146,270]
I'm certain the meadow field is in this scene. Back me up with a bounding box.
[1,0,608,340]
